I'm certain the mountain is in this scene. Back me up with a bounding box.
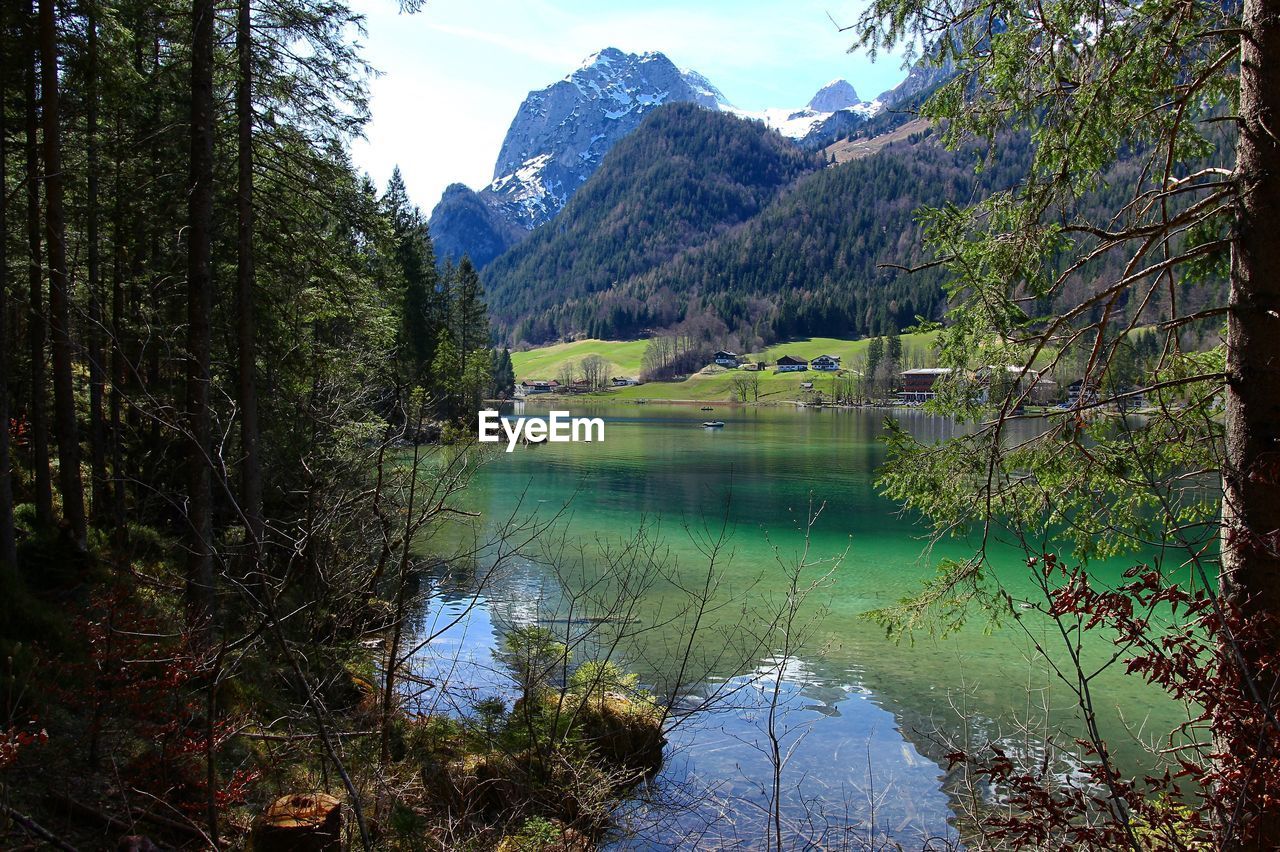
[724,78,881,147]
[481,105,1034,345]
[489,47,732,229]
[428,48,734,266]
[809,79,862,112]
[428,184,524,270]
[482,103,817,343]
[426,51,904,268]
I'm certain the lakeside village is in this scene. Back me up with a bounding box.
[514,347,1132,413]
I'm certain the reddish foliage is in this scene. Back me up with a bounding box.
[949,553,1280,849]
[56,586,260,817]
[7,415,29,449]
[0,721,48,771]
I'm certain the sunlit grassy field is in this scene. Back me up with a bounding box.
[511,334,939,402]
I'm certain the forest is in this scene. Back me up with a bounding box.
[0,0,557,847]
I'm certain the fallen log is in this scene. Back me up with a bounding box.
[0,802,80,851]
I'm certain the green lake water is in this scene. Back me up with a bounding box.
[410,401,1190,848]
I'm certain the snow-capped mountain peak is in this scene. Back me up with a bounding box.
[808,79,861,112]
[485,47,734,230]
[725,79,880,142]
[678,67,734,110]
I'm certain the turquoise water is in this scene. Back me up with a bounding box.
[410,402,1189,847]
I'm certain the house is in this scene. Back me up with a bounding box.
[611,376,639,387]
[811,354,842,372]
[899,368,952,403]
[775,355,808,373]
[976,365,1056,405]
[520,379,560,395]
[1027,376,1058,406]
[1066,379,1099,408]
[1116,386,1147,412]
[713,350,740,369]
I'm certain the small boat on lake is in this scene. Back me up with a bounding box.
[702,420,725,428]
[700,406,714,411]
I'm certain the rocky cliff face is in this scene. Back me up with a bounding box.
[429,48,732,265]
[427,184,525,270]
[489,47,728,228]
[808,79,862,113]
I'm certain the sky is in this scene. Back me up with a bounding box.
[348,0,910,213]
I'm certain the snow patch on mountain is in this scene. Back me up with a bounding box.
[724,79,882,141]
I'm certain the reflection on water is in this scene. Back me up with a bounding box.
[408,402,1184,847]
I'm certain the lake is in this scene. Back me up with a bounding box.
[407,401,1187,849]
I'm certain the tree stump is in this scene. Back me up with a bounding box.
[250,793,342,852]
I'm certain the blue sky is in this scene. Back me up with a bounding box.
[349,0,909,212]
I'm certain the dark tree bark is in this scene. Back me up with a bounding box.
[109,125,128,545]
[236,0,263,577]
[186,0,216,634]
[1222,0,1280,844]
[39,0,87,549]
[1,35,16,570]
[85,0,109,522]
[24,0,52,528]
[187,1,219,841]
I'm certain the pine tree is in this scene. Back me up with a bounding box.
[23,0,52,527]
[490,347,515,399]
[430,336,462,420]
[0,21,14,569]
[886,333,902,369]
[235,0,262,572]
[864,336,884,401]
[384,166,441,382]
[40,0,87,549]
[451,256,490,377]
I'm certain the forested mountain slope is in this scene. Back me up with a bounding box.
[482,104,819,342]
[485,113,1033,344]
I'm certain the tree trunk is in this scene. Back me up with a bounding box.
[187,0,218,841]
[109,121,128,545]
[86,1,109,523]
[186,0,216,636]
[0,42,16,570]
[1222,0,1280,844]
[24,0,52,528]
[39,0,87,550]
[236,0,263,578]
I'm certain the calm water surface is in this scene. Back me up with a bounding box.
[408,402,1186,848]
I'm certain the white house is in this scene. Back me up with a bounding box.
[713,350,740,369]
[811,354,842,372]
